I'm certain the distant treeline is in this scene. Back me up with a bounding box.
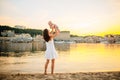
[0,25,43,37]
[70,34,79,37]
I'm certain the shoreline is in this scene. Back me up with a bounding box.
[0,71,120,80]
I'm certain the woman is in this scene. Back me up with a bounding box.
[43,21,60,75]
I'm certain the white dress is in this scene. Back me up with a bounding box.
[45,39,58,59]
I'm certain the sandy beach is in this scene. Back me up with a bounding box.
[0,72,120,80]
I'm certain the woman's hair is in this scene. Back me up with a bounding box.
[43,29,50,42]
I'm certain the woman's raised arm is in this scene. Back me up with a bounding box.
[52,25,60,38]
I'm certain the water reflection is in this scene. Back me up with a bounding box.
[0,43,120,73]
[0,42,32,52]
[0,42,70,57]
[55,43,70,51]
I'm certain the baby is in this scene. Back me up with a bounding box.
[48,21,60,33]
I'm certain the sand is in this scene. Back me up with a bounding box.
[0,72,120,80]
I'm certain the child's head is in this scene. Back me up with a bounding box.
[48,21,53,29]
[43,29,50,42]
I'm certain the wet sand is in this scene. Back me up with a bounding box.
[0,72,120,80]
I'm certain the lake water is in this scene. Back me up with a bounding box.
[0,42,120,73]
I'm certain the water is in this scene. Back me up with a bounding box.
[0,42,120,73]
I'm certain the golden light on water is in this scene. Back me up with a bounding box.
[0,43,120,73]
[68,43,120,71]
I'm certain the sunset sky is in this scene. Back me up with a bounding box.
[0,0,120,36]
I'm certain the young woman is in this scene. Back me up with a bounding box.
[43,21,60,75]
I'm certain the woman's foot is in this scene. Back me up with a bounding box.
[44,72,47,75]
[51,72,54,75]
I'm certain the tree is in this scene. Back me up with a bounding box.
[0,25,43,37]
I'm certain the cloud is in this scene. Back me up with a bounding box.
[0,16,32,28]
[0,0,18,15]
[0,16,17,26]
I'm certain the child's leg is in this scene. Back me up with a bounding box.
[44,59,49,75]
[51,59,55,74]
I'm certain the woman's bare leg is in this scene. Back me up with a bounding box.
[44,59,49,75]
[51,59,55,74]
